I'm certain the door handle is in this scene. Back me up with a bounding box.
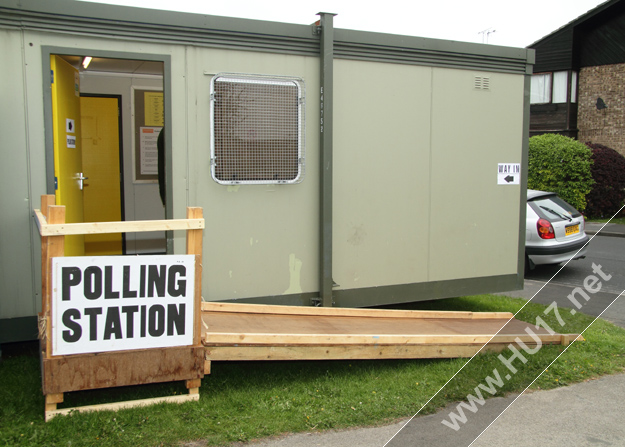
[77,172,89,190]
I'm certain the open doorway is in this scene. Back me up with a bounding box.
[47,52,169,255]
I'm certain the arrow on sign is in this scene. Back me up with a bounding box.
[504,175,515,183]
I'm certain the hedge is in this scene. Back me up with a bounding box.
[527,134,594,211]
[584,142,625,218]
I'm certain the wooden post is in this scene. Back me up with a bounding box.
[185,378,202,396]
[186,207,204,391]
[40,201,66,411]
[39,195,58,316]
[42,204,65,356]
[186,207,203,348]
[186,207,203,262]
[45,393,64,413]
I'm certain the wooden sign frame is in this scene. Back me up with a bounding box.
[35,195,205,421]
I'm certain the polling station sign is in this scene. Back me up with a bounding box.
[51,255,195,356]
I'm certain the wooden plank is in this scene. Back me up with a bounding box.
[42,347,204,394]
[35,216,205,236]
[201,301,514,320]
[202,312,522,338]
[203,331,566,346]
[204,343,515,361]
[45,394,199,422]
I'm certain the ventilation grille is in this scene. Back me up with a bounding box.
[210,74,305,185]
[474,75,491,90]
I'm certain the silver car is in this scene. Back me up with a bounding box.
[525,190,589,270]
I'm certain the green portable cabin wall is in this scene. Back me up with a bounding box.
[0,0,533,343]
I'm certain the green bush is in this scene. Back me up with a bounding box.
[527,134,594,211]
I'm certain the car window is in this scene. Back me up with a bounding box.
[528,195,581,222]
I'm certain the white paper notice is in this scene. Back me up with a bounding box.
[139,126,162,176]
[497,163,521,185]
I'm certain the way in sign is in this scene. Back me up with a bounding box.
[498,164,520,174]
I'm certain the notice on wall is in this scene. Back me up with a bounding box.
[134,89,163,181]
[51,255,195,356]
[66,135,76,149]
[139,126,162,175]
[144,91,164,127]
[497,163,521,185]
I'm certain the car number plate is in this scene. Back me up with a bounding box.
[565,224,580,236]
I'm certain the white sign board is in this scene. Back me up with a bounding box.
[51,255,195,356]
[497,163,521,185]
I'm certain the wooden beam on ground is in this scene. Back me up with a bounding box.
[203,332,574,346]
[201,301,514,320]
[205,344,515,361]
[45,394,199,422]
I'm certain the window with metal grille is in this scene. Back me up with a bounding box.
[210,73,305,184]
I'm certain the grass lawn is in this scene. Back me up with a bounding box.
[2,294,625,446]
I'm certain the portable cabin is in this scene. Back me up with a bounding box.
[0,0,534,345]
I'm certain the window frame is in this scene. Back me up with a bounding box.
[530,70,578,105]
[209,73,305,185]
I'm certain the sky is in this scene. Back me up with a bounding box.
[80,0,608,48]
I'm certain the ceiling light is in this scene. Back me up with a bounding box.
[82,56,92,69]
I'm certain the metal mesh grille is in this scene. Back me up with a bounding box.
[210,74,305,184]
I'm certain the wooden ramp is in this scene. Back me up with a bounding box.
[201,302,580,368]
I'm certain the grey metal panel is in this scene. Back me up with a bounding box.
[214,275,520,308]
[0,0,319,56]
[334,275,521,308]
[0,27,38,324]
[0,317,38,344]
[318,13,335,307]
[0,0,533,73]
[334,28,533,74]
[518,72,532,281]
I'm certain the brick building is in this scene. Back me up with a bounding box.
[528,0,625,157]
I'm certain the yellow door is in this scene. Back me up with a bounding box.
[51,55,84,256]
[80,96,123,255]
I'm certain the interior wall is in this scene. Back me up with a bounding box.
[80,71,166,254]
